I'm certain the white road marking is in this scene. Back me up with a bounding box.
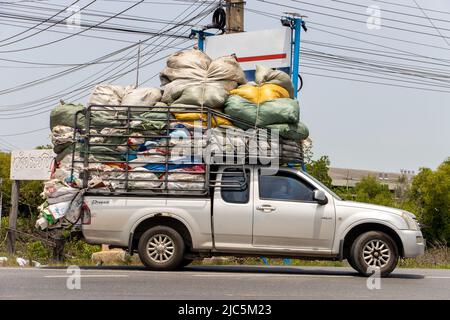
[44,274,129,278]
[425,276,450,279]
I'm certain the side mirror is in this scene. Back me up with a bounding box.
[313,189,328,205]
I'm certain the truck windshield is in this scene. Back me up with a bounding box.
[301,171,342,201]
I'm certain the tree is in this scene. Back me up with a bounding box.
[0,152,12,216]
[408,158,450,243]
[306,155,333,188]
[353,176,394,207]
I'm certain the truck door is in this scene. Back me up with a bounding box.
[212,167,253,250]
[252,169,335,252]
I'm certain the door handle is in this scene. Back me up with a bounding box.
[321,216,333,220]
[256,205,276,212]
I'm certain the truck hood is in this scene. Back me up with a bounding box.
[335,200,414,218]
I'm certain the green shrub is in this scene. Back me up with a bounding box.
[64,239,100,263]
[26,241,52,263]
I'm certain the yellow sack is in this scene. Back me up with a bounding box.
[173,112,233,127]
[230,83,289,104]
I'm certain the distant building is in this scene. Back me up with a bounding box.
[328,167,415,191]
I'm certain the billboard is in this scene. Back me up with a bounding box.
[10,150,55,180]
[204,28,292,80]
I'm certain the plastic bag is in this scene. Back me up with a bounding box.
[160,48,246,107]
[88,84,127,107]
[121,86,162,106]
[230,83,289,104]
[173,112,233,127]
[254,65,294,98]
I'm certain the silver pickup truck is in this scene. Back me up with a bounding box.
[81,164,425,277]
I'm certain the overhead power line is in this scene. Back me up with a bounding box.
[256,0,450,41]
[0,0,216,120]
[330,0,450,25]
[412,0,450,49]
[0,127,48,136]
[0,1,213,96]
[0,0,83,45]
[0,0,144,53]
[0,9,195,39]
[371,0,450,16]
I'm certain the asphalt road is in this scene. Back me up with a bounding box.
[0,265,449,300]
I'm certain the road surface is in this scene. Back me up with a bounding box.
[0,265,449,299]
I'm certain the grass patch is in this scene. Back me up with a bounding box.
[399,242,450,269]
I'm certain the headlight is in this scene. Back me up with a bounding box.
[401,212,419,230]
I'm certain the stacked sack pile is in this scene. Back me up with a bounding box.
[36,100,87,230]
[223,65,308,162]
[36,84,172,229]
[160,48,246,127]
[36,48,310,230]
[224,65,309,141]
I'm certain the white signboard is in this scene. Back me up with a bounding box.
[10,150,55,180]
[204,28,291,71]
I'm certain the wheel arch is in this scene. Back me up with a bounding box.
[131,214,193,252]
[342,223,404,259]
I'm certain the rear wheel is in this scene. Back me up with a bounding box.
[350,231,399,277]
[138,226,185,270]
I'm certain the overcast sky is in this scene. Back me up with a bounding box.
[0,0,449,173]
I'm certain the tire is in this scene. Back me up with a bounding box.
[138,226,185,271]
[346,255,358,272]
[350,231,399,277]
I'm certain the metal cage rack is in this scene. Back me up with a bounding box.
[68,105,303,196]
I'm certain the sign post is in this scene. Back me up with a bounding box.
[7,150,55,254]
[6,180,19,254]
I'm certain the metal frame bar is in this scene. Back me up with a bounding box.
[69,104,302,197]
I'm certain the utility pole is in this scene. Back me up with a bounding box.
[135,40,141,88]
[226,0,244,33]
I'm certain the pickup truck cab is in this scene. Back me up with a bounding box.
[81,165,425,277]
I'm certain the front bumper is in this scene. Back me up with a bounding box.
[397,229,425,258]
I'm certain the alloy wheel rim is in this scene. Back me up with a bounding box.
[362,239,391,268]
[147,234,175,263]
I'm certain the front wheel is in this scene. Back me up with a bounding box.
[349,231,399,277]
[138,226,185,270]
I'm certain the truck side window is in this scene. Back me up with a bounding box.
[259,171,315,202]
[221,168,250,204]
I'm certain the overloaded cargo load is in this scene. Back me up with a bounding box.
[36,48,310,230]
[160,48,246,127]
[160,48,247,107]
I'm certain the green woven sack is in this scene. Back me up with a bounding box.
[224,95,299,127]
[267,122,309,140]
[50,103,122,130]
[50,103,85,130]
